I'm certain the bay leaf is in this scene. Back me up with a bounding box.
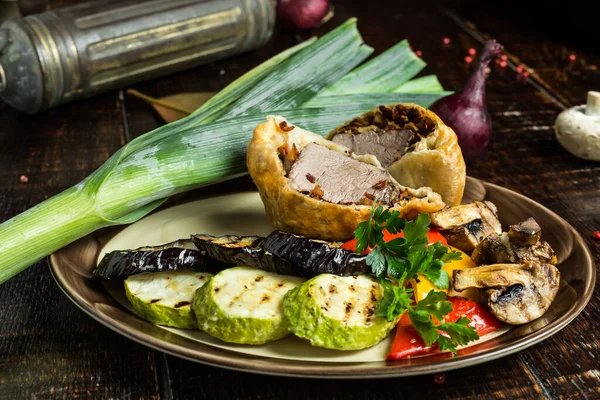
[127,89,216,123]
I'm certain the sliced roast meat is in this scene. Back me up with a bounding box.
[288,143,401,205]
[508,217,542,246]
[430,201,502,253]
[326,104,434,168]
[330,128,414,168]
[327,105,435,154]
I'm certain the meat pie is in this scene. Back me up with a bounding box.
[246,107,452,241]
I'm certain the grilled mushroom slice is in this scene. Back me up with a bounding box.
[326,103,466,206]
[453,262,560,325]
[430,201,502,253]
[508,217,542,246]
[471,231,557,266]
[247,112,446,241]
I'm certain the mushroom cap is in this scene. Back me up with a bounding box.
[246,112,446,242]
[555,91,600,161]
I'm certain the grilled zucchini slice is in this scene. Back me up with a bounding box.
[125,271,213,329]
[283,274,397,350]
[192,266,304,344]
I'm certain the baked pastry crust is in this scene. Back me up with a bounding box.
[246,114,446,241]
[327,103,466,206]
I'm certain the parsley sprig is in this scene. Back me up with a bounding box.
[408,291,479,353]
[358,207,462,288]
[355,202,478,355]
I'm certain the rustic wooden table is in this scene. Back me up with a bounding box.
[1,0,599,398]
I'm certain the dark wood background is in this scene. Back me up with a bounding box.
[1,0,599,398]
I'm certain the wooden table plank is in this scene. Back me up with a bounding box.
[442,0,600,109]
[0,94,162,399]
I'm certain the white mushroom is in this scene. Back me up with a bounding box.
[555,91,600,161]
[453,262,560,325]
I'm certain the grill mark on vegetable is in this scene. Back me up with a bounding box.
[318,285,327,297]
[255,276,264,282]
[349,285,356,292]
[329,284,337,294]
[261,294,270,303]
[229,293,242,309]
[277,283,284,287]
[370,286,378,303]
[150,299,161,304]
[344,301,354,319]
[174,301,191,308]
[214,287,220,293]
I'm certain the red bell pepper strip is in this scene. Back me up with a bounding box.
[386,297,502,360]
[341,228,448,253]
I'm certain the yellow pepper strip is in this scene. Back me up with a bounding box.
[411,247,479,302]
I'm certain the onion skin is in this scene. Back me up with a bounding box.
[429,40,503,162]
[276,0,332,32]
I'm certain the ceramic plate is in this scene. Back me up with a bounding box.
[49,177,595,378]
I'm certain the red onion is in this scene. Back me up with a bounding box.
[429,40,504,162]
[276,0,333,32]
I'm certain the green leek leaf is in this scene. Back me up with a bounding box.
[318,40,425,95]
[394,75,445,93]
[303,92,451,109]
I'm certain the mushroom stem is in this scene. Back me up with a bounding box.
[586,91,600,116]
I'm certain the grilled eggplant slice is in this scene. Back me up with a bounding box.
[192,232,369,278]
[93,239,211,280]
[260,231,368,278]
[430,201,502,253]
[192,266,304,344]
[471,232,557,266]
[125,271,213,329]
[283,274,397,350]
[190,234,297,275]
[453,262,560,325]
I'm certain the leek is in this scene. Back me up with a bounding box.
[0,19,446,284]
[213,18,372,118]
[318,40,425,95]
[394,75,445,93]
[303,92,452,109]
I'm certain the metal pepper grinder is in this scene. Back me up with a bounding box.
[0,0,275,114]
